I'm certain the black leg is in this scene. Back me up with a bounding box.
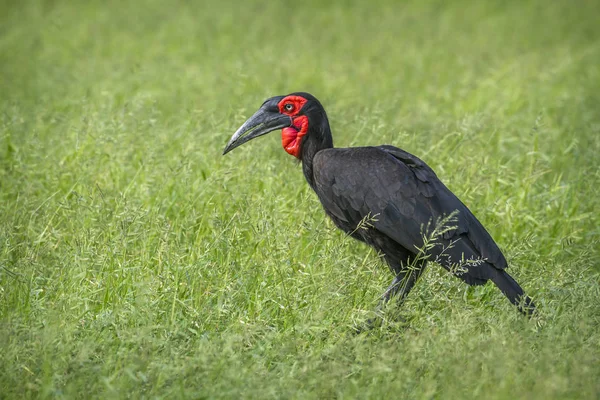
[354,261,427,334]
[379,261,427,306]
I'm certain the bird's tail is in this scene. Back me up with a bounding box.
[491,270,536,316]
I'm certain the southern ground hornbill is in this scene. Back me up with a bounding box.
[223,92,535,318]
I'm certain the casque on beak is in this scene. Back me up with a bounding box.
[223,97,292,155]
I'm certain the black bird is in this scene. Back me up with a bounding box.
[223,92,535,317]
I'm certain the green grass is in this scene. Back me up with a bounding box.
[1,0,600,398]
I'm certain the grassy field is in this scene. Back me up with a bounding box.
[1,0,600,398]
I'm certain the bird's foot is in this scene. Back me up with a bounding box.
[352,311,407,334]
[352,317,382,335]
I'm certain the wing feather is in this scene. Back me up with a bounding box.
[313,146,508,279]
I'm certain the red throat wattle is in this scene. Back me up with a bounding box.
[282,116,308,158]
[277,95,309,158]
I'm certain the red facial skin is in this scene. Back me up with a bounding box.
[278,96,308,158]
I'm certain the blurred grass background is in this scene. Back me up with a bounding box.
[1,0,599,398]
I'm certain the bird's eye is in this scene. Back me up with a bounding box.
[284,103,294,112]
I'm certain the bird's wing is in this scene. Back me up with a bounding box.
[313,146,508,278]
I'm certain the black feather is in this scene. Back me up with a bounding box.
[229,93,536,316]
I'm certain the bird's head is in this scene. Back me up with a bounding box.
[223,92,331,159]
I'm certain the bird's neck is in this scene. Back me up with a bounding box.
[300,120,333,189]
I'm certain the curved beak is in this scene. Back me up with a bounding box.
[223,105,292,155]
